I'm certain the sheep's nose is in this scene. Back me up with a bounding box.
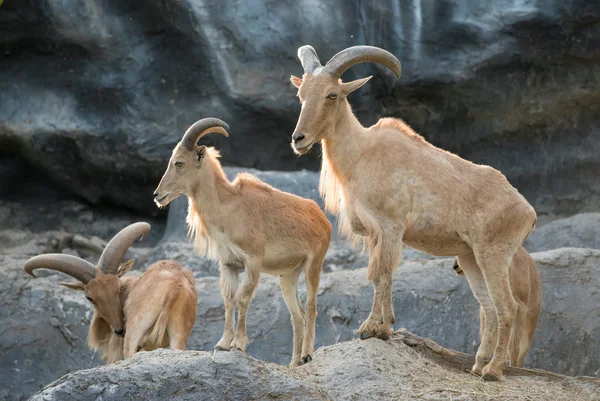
[152,191,158,198]
[292,132,305,144]
[114,328,125,337]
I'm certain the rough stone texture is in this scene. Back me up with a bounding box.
[30,338,600,401]
[525,213,600,252]
[0,254,103,401]
[1,0,599,217]
[3,240,599,400]
[0,156,167,247]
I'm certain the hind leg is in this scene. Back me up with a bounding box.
[280,267,305,366]
[301,254,322,364]
[457,253,498,377]
[475,249,519,381]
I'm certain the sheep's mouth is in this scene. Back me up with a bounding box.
[154,193,169,206]
[293,143,313,155]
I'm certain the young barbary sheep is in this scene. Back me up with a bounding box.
[153,118,331,366]
[289,45,537,380]
[453,246,541,368]
[24,222,197,363]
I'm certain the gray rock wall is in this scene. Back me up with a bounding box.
[525,213,600,252]
[1,0,599,218]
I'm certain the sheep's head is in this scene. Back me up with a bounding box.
[24,222,150,337]
[290,45,402,155]
[154,118,230,207]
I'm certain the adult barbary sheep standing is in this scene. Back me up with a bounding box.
[153,118,331,366]
[453,246,541,368]
[24,222,197,363]
[289,45,537,380]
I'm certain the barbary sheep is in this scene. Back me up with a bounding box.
[24,222,197,363]
[453,246,541,368]
[289,45,537,380]
[153,118,331,366]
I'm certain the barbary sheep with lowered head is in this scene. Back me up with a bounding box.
[24,222,197,363]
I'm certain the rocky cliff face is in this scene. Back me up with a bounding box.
[1,0,599,219]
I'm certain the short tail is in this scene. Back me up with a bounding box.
[147,293,176,346]
[523,216,537,241]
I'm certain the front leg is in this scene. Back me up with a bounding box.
[215,262,239,351]
[358,230,403,340]
[230,259,261,352]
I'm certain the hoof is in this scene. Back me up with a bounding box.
[358,318,392,341]
[359,330,391,340]
[359,330,374,340]
[229,337,248,353]
[481,363,503,382]
[376,330,391,340]
[470,364,483,377]
[214,344,230,351]
[482,373,500,382]
[300,355,312,365]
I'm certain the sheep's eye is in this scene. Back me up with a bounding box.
[174,161,184,168]
[327,93,338,100]
[85,296,94,303]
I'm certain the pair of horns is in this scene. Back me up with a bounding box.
[297,45,402,80]
[24,222,151,284]
[180,118,230,151]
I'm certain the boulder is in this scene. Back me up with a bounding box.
[30,333,599,401]
[525,213,600,252]
[1,0,599,217]
[3,244,599,399]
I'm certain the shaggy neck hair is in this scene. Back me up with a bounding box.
[186,148,236,259]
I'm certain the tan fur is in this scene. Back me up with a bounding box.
[121,261,197,359]
[453,246,542,368]
[290,72,537,380]
[75,260,197,364]
[155,135,332,367]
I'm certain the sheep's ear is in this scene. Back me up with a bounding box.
[60,281,85,291]
[341,76,372,95]
[290,75,303,88]
[195,145,207,162]
[117,260,134,277]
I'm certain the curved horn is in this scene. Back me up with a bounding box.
[322,45,402,79]
[24,254,97,284]
[98,222,151,275]
[180,118,230,151]
[297,45,323,75]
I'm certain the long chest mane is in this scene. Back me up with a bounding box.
[186,198,245,263]
[320,147,365,248]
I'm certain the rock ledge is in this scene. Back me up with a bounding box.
[32,330,599,401]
